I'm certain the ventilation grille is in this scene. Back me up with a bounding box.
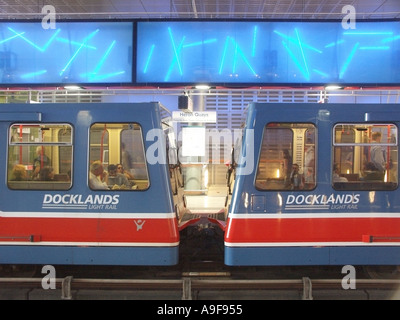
[205,90,320,130]
[39,90,103,103]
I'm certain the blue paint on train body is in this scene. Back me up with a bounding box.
[226,103,400,266]
[0,102,179,266]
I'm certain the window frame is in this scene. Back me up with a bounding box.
[332,123,398,191]
[89,122,149,191]
[7,122,73,190]
[255,122,317,191]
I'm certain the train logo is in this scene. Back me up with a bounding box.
[134,220,146,231]
[285,193,360,211]
[42,194,120,210]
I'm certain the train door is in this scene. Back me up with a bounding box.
[162,116,186,222]
[178,126,230,224]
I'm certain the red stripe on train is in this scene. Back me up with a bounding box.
[225,217,400,243]
[0,217,179,243]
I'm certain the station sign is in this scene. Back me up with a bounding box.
[172,111,217,123]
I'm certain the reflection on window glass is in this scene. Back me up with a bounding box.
[89,123,149,191]
[333,124,398,191]
[8,124,72,190]
[255,123,316,191]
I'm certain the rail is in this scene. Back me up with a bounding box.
[0,277,399,300]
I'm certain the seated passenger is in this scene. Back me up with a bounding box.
[11,164,27,181]
[116,163,135,180]
[32,146,51,180]
[333,163,348,182]
[362,162,385,181]
[89,161,109,190]
[107,164,131,188]
[39,166,55,181]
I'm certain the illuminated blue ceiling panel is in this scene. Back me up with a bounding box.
[136,20,400,85]
[0,21,133,85]
[1,20,399,86]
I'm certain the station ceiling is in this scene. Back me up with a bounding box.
[0,0,399,20]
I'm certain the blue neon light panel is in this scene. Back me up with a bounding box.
[0,21,133,85]
[136,20,400,85]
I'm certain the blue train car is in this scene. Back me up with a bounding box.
[0,102,182,266]
[225,102,400,266]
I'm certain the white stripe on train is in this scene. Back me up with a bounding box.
[0,211,176,219]
[228,212,400,219]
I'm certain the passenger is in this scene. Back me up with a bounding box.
[370,132,387,177]
[289,163,304,190]
[39,166,55,181]
[107,164,131,188]
[89,160,109,190]
[116,163,134,180]
[362,162,384,181]
[11,164,27,181]
[302,139,315,189]
[304,142,315,168]
[32,146,51,180]
[304,167,315,189]
[282,149,292,188]
[333,163,348,182]
[121,143,133,172]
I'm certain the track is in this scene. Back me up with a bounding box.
[1,228,400,300]
[0,272,400,300]
[1,260,400,300]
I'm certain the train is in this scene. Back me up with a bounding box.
[225,102,400,266]
[0,102,185,266]
[1,101,400,269]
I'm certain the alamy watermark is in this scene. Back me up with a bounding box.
[341,265,356,289]
[145,128,254,175]
[342,5,357,30]
[41,5,56,30]
[41,264,56,289]
[38,4,355,30]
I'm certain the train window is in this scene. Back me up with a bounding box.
[8,124,72,190]
[255,123,316,191]
[89,123,149,190]
[333,124,398,191]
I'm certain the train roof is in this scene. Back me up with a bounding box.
[0,101,170,125]
[246,102,400,125]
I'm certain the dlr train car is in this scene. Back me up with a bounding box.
[0,102,183,266]
[225,102,400,266]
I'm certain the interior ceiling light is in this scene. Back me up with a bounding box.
[64,85,83,90]
[194,84,211,90]
[325,85,343,90]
